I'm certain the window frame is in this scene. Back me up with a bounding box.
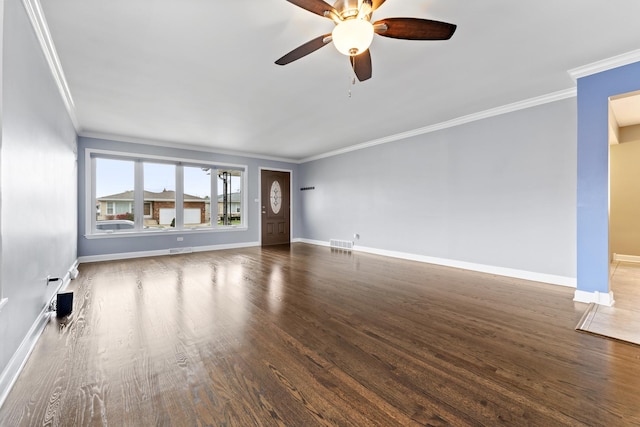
[85,148,247,238]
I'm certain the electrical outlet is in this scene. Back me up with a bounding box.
[177,237,184,241]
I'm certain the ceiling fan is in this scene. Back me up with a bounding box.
[275,0,457,82]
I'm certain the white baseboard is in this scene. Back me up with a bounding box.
[296,238,330,247]
[298,240,577,288]
[3,243,258,407]
[612,253,640,263]
[0,308,51,409]
[573,290,615,307]
[77,241,260,263]
[0,259,76,409]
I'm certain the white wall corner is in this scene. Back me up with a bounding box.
[0,298,8,313]
[573,290,615,307]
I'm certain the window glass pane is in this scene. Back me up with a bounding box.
[217,170,242,226]
[184,166,212,228]
[96,158,135,231]
[91,152,246,235]
[144,163,176,229]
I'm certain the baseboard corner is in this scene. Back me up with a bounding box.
[573,289,615,307]
[612,253,640,263]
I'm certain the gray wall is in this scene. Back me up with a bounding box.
[78,137,300,257]
[298,98,577,279]
[0,0,77,380]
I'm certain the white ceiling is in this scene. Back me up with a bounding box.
[38,0,640,161]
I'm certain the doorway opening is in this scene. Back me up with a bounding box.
[609,90,640,265]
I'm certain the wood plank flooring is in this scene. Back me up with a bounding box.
[1,243,640,426]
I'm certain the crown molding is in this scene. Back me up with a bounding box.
[20,1,637,165]
[568,49,640,82]
[79,131,299,164]
[301,88,577,163]
[21,0,79,130]
[83,84,574,165]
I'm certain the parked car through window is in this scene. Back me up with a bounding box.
[96,220,135,231]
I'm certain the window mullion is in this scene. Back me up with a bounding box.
[90,155,97,233]
[134,160,144,230]
[212,169,219,228]
[241,169,247,227]
[175,164,184,229]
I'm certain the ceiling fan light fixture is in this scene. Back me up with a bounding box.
[331,18,374,56]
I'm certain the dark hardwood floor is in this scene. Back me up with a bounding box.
[1,243,639,426]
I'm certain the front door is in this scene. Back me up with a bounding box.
[261,170,290,246]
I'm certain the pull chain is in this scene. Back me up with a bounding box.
[348,76,356,98]
[348,56,357,98]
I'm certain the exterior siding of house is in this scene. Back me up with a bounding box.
[97,200,133,219]
[97,190,208,224]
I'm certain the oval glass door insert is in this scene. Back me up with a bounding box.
[270,180,282,214]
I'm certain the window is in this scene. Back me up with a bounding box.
[144,162,176,229]
[184,166,212,228]
[217,169,242,226]
[87,150,246,235]
[95,158,134,224]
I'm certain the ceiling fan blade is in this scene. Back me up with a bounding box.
[374,18,457,40]
[275,34,332,65]
[350,50,372,82]
[285,0,337,17]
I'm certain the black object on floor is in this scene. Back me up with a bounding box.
[56,292,73,317]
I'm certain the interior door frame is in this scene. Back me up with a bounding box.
[259,167,293,245]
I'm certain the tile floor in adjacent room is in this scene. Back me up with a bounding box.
[578,261,640,346]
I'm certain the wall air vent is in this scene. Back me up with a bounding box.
[169,247,193,255]
[329,239,353,251]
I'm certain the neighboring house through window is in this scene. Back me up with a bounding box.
[87,149,246,235]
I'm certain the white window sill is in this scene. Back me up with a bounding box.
[84,226,248,239]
